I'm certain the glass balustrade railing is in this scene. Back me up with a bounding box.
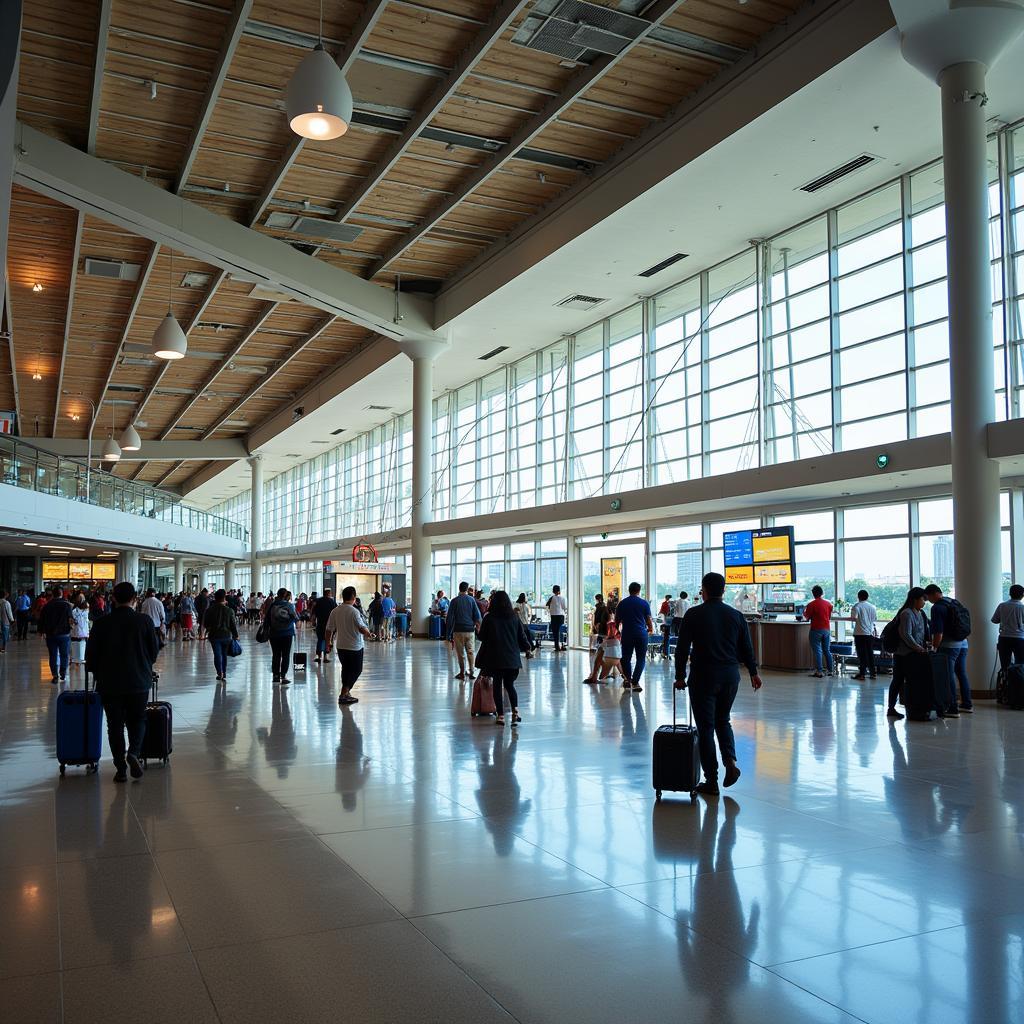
[0,435,248,543]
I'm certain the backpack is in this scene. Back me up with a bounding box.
[270,602,292,630]
[880,617,901,654]
[940,598,971,641]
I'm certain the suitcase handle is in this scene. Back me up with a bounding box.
[672,685,691,729]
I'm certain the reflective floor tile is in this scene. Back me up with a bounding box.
[416,888,861,1024]
[196,919,515,1023]
[0,863,59,980]
[155,835,399,949]
[773,914,1024,1024]
[62,952,220,1024]
[322,817,607,917]
[57,854,190,969]
[1,970,61,1023]
[54,783,150,862]
[910,825,1024,881]
[0,792,55,868]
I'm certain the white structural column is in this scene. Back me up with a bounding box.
[892,0,1024,694]
[224,560,235,590]
[941,61,1001,694]
[174,555,184,594]
[249,455,264,595]
[127,550,139,588]
[411,355,435,636]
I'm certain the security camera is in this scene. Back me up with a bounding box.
[292,406,304,422]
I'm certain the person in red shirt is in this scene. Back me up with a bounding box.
[804,585,833,678]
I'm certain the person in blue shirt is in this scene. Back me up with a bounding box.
[380,590,396,642]
[614,582,654,692]
[446,581,482,680]
[15,589,32,641]
[924,584,971,714]
[266,588,299,686]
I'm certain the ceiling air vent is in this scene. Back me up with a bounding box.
[330,428,345,436]
[180,271,211,289]
[84,258,140,281]
[639,253,688,278]
[556,293,607,311]
[515,0,649,62]
[249,283,294,303]
[479,345,509,361]
[800,154,877,194]
[266,212,363,244]
[365,404,391,411]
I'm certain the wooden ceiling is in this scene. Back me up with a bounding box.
[6,0,805,490]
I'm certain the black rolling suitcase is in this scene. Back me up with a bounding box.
[653,687,700,801]
[905,655,946,720]
[998,664,1024,709]
[293,651,307,671]
[141,672,172,766]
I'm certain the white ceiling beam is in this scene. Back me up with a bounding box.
[329,0,530,228]
[248,0,392,226]
[32,438,249,461]
[365,0,687,278]
[13,125,437,338]
[51,0,111,435]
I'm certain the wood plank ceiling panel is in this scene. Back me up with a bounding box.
[17,0,99,147]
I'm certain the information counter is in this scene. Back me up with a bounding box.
[748,618,813,672]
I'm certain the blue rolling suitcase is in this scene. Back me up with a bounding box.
[429,615,444,640]
[56,676,103,775]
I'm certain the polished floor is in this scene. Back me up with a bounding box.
[1,629,1022,1024]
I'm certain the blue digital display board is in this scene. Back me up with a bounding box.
[723,530,753,567]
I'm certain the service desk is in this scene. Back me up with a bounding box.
[748,619,813,672]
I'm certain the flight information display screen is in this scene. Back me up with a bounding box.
[722,526,796,585]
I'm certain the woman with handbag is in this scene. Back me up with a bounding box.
[204,589,240,684]
[476,590,533,728]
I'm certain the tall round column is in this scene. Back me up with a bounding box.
[941,62,1002,695]
[411,355,433,636]
[249,455,264,595]
[224,560,235,590]
[173,555,184,593]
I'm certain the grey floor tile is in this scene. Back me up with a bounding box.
[322,817,607,917]
[416,888,861,1024]
[197,919,514,1023]
[155,835,399,949]
[62,951,220,1024]
[0,862,59,980]
[57,853,190,969]
[0,970,61,1023]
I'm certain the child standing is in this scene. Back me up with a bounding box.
[600,620,624,681]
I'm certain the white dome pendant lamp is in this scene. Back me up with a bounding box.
[152,246,187,360]
[119,422,142,452]
[102,404,121,462]
[285,0,352,140]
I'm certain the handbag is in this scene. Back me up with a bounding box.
[228,638,243,657]
[255,621,269,644]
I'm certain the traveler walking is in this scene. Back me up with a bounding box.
[849,590,878,681]
[476,591,532,727]
[204,589,239,683]
[326,586,372,705]
[659,595,674,656]
[514,593,535,658]
[583,593,607,684]
[380,589,396,642]
[992,584,1024,670]
[887,587,930,720]
[367,592,383,639]
[15,589,31,640]
[140,588,165,638]
[179,591,196,640]
[924,584,971,714]
[195,587,211,641]
[0,591,13,652]
[615,582,654,692]
[313,588,337,663]
[671,592,690,638]
[447,581,482,680]
[40,588,74,683]
[546,585,567,651]
[266,588,299,685]
[70,594,90,664]
[85,581,160,782]
[675,572,763,795]
[804,585,834,677]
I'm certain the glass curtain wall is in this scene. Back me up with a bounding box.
[212,121,1024,550]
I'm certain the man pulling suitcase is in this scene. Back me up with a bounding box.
[86,581,161,782]
[673,572,763,796]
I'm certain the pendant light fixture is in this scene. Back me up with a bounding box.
[285,0,352,140]
[119,422,142,451]
[102,403,121,462]
[152,246,187,360]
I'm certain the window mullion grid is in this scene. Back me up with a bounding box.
[901,171,917,439]
[642,296,651,487]
[700,269,710,475]
[761,239,778,464]
[827,207,841,452]
[1000,126,1021,418]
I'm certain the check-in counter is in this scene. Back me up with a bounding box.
[747,618,813,672]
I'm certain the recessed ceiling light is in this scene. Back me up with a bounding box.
[49,550,70,554]
[23,542,37,546]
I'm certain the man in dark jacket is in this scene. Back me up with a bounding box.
[39,588,74,683]
[195,587,211,641]
[312,588,337,664]
[86,581,160,782]
[675,572,763,796]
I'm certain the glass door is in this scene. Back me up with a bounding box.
[576,540,647,645]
